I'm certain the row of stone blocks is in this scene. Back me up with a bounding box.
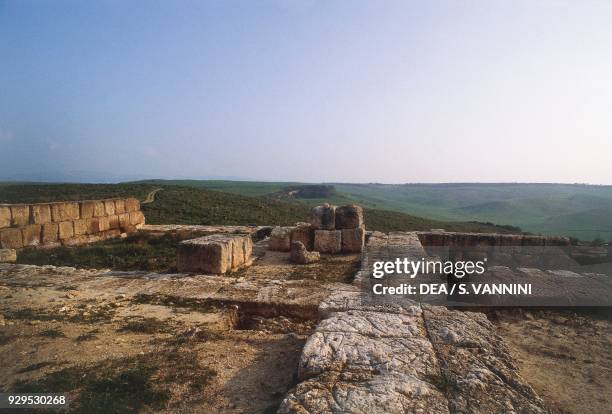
[269,204,366,254]
[177,234,253,274]
[0,198,144,249]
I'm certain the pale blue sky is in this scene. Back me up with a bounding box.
[1,0,611,183]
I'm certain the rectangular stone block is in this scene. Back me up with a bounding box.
[98,216,110,231]
[80,201,96,218]
[42,222,59,244]
[129,211,145,227]
[114,199,126,214]
[118,213,131,231]
[125,198,140,212]
[335,205,364,229]
[93,201,106,217]
[341,226,365,253]
[269,226,293,251]
[314,230,342,254]
[291,223,314,251]
[0,205,11,228]
[22,224,42,247]
[0,248,17,263]
[231,235,254,270]
[177,234,252,274]
[104,199,116,216]
[108,214,120,230]
[0,228,23,249]
[10,205,30,226]
[58,221,74,240]
[73,219,90,236]
[31,204,52,224]
[310,204,336,230]
[51,202,80,222]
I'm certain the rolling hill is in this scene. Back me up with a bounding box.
[133,180,612,240]
[0,182,507,234]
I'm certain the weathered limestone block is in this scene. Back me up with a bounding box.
[0,228,23,249]
[231,235,253,269]
[21,224,42,247]
[290,222,314,251]
[319,290,420,318]
[108,214,120,230]
[73,219,88,236]
[51,202,79,222]
[310,204,336,230]
[58,221,74,240]
[114,199,126,214]
[423,305,547,414]
[314,230,341,253]
[98,216,110,232]
[79,201,96,218]
[42,222,59,244]
[62,234,103,246]
[278,371,449,414]
[31,204,52,224]
[341,226,365,253]
[0,205,11,228]
[177,234,253,274]
[335,204,364,229]
[129,211,145,227]
[0,248,17,263]
[10,205,30,227]
[104,199,116,215]
[290,241,320,264]
[93,201,106,217]
[269,226,293,251]
[125,197,140,212]
[118,213,131,231]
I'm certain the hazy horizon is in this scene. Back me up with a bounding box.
[2,1,611,184]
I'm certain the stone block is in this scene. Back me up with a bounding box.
[291,223,314,251]
[22,224,42,247]
[125,198,140,212]
[341,226,365,253]
[114,199,126,214]
[51,202,79,222]
[118,213,131,231]
[314,230,342,254]
[231,235,253,269]
[177,234,253,274]
[269,226,293,251]
[0,228,23,249]
[290,241,320,264]
[0,248,17,263]
[97,216,109,232]
[58,221,74,240]
[10,205,30,226]
[93,201,106,217]
[129,211,145,227]
[0,205,11,228]
[108,214,120,230]
[42,222,59,244]
[80,201,96,218]
[310,204,336,230]
[31,204,52,224]
[72,219,85,236]
[335,204,364,229]
[104,199,116,216]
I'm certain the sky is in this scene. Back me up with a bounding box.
[1,0,611,184]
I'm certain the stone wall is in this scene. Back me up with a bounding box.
[0,198,145,249]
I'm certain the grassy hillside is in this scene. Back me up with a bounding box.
[0,182,507,234]
[133,180,612,240]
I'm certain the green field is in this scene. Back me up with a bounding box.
[134,180,612,240]
[0,182,506,235]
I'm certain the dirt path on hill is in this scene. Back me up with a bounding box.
[142,188,162,204]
